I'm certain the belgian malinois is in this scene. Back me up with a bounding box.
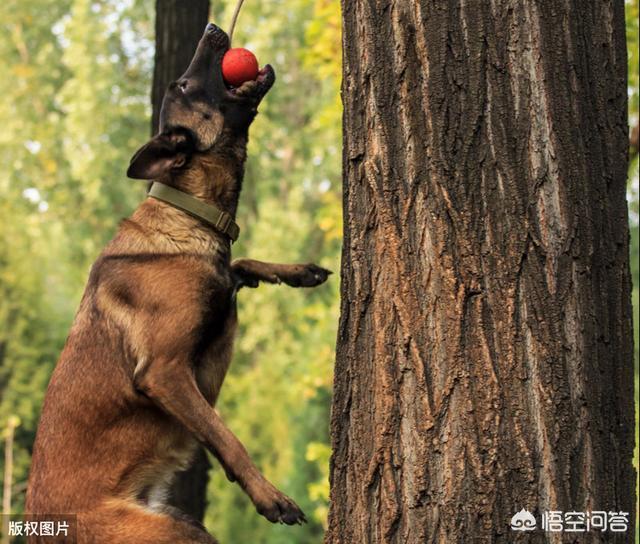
[25,24,330,543]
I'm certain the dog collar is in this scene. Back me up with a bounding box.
[147,182,240,242]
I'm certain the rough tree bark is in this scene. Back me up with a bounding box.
[152,0,211,522]
[326,1,635,543]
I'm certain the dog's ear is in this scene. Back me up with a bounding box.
[127,130,194,180]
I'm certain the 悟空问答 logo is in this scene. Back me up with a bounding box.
[510,509,537,531]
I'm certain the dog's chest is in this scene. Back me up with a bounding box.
[194,282,238,405]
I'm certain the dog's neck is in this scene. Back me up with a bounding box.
[125,138,248,259]
[164,136,248,219]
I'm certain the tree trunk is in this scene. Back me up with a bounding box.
[327,1,635,543]
[152,0,210,134]
[152,0,211,521]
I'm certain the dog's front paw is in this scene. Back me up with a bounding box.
[250,481,307,525]
[280,263,332,288]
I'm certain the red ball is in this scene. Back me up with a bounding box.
[222,48,259,87]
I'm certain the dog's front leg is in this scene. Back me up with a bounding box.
[134,357,306,525]
[232,258,331,289]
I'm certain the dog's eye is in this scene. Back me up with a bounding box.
[178,80,188,92]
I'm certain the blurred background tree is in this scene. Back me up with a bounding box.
[0,0,635,543]
[150,0,213,522]
[0,0,154,518]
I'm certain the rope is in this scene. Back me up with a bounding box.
[228,0,246,46]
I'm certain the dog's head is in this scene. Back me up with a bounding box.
[127,23,275,180]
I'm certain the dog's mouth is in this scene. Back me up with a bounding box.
[198,23,275,103]
[224,65,276,102]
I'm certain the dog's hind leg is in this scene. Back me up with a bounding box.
[231,259,331,289]
[77,500,218,544]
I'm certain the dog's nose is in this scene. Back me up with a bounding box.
[203,23,229,51]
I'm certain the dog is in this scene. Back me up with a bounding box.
[25,23,330,544]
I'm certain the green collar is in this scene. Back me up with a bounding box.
[147,182,240,242]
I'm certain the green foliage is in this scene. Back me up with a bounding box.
[0,0,152,515]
